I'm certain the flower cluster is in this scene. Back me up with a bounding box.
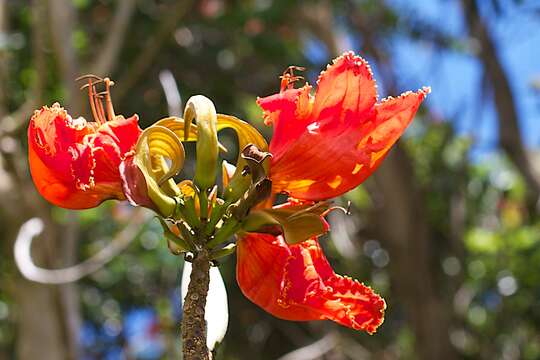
[28,52,428,334]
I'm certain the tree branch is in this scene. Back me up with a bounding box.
[462,0,540,205]
[342,3,458,359]
[91,0,137,76]
[14,209,150,284]
[48,0,82,111]
[116,0,194,101]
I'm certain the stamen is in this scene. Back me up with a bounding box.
[86,79,102,124]
[280,66,306,91]
[284,65,306,74]
[321,201,352,217]
[76,74,103,82]
[77,74,117,123]
[95,94,107,124]
[103,78,116,121]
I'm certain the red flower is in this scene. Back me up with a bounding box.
[258,52,430,200]
[237,52,429,333]
[237,233,385,334]
[28,84,141,209]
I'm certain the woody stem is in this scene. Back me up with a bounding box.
[181,247,210,360]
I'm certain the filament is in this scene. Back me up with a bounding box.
[77,74,117,123]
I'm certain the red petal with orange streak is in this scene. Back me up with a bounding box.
[257,85,312,158]
[28,142,120,209]
[28,103,141,209]
[236,233,385,333]
[258,52,429,201]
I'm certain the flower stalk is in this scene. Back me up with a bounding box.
[27,53,428,359]
[181,248,211,360]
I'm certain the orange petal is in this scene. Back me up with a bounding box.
[259,52,429,201]
[28,103,141,209]
[368,87,431,166]
[311,52,377,127]
[257,84,312,158]
[237,233,385,333]
[269,86,429,200]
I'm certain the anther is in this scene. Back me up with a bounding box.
[322,203,351,217]
[76,74,103,82]
[280,66,306,91]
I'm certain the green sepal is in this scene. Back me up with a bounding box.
[230,178,272,220]
[206,201,226,236]
[156,217,194,253]
[210,243,237,260]
[242,202,331,245]
[182,196,201,229]
[207,217,240,248]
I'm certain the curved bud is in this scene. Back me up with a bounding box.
[240,144,272,184]
[121,125,185,217]
[148,127,185,188]
[156,116,228,152]
[221,160,236,189]
[217,114,269,202]
[154,116,198,141]
[184,95,218,192]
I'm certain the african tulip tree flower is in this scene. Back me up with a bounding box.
[26,52,429,359]
[236,52,429,333]
[258,52,430,200]
[28,77,141,209]
[237,232,386,333]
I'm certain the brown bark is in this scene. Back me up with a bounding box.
[14,261,68,360]
[303,3,459,358]
[46,2,84,358]
[0,1,78,359]
[181,249,211,360]
[0,148,75,360]
[115,0,195,101]
[91,0,137,76]
[373,149,456,360]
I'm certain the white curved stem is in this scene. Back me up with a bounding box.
[14,208,151,284]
